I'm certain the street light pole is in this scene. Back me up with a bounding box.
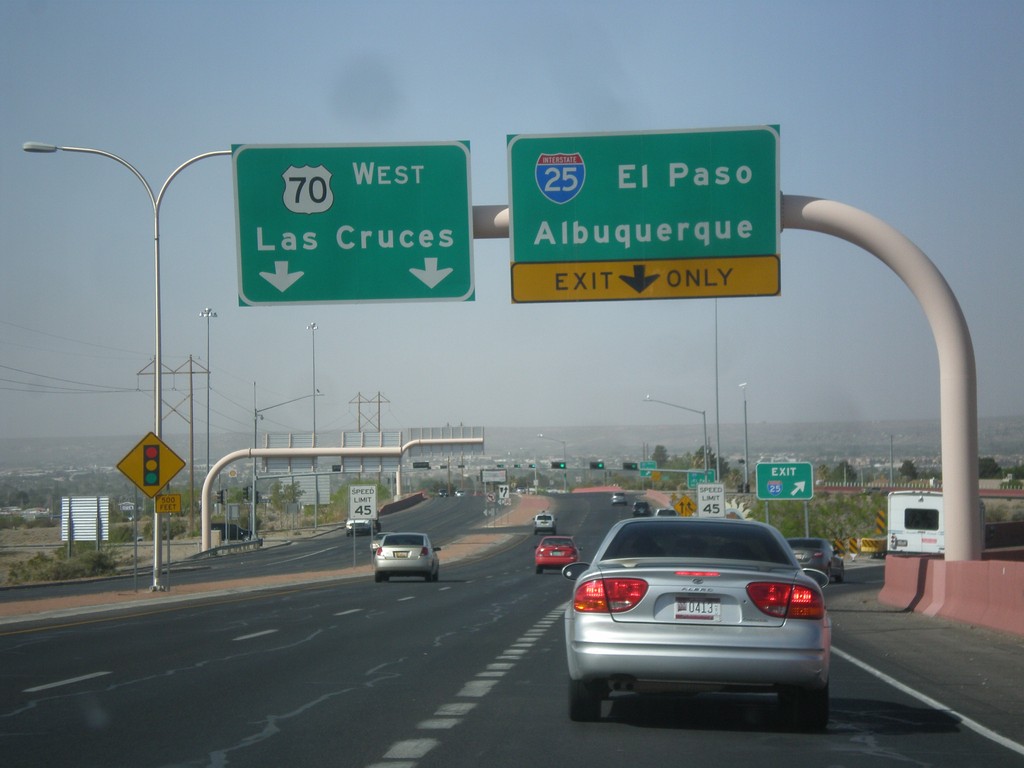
[306,322,319,527]
[253,386,324,537]
[643,395,709,475]
[24,141,230,592]
[739,383,749,492]
[537,433,568,493]
[199,308,217,476]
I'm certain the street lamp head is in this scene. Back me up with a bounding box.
[307,322,318,332]
[22,142,59,153]
[739,382,748,389]
[199,307,217,318]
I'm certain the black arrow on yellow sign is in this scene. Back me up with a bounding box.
[510,255,780,304]
[619,264,660,294]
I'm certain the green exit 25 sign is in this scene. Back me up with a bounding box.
[233,143,474,305]
[756,461,814,501]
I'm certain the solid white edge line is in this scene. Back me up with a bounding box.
[232,629,278,641]
[833,646,1024,757]
[25,670,111,693]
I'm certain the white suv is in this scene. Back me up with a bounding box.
[533,513,557,535]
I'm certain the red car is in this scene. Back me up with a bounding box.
[535,536,580,574]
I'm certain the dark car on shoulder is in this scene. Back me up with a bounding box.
[632,500,652,517]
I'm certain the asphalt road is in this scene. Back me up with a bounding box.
[1,493,1022,768]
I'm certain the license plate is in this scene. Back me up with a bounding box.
[394,551,409,559]
[675,597,721,621]
[550,550,564,557]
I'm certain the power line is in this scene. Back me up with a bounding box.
[0,363,138,394]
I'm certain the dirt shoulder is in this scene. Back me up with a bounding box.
[0,495,551,623]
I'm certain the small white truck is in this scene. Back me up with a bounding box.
[887,491,945,554]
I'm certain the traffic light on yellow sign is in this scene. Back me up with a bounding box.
[117,432,186,498]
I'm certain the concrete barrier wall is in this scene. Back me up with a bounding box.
[880,556,1024,637]
[379,491,427,519]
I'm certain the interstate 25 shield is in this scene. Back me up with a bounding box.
[535,152,585,204]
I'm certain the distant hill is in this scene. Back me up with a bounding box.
[2,417,1022,472]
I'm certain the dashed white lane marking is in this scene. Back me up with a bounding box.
[232,629,278,641]
[369,605,566,767]
[335,608,363,617]
[24,670,111,693]
[456,679,499,697]
[436,703,476,716]
[383,739,439,759]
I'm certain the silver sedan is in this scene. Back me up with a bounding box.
[562,517,831,729]
[373,532,441,582]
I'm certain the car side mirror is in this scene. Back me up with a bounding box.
[802,568,829,588]
[562,562,590,581]
[434,546,443,552]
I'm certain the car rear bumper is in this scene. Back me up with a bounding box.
[536,556,577,569]
[375,557,434,574]
[565,615,830,689]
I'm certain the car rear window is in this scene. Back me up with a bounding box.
[383,534,425,547]
[543,537,574,547]
[787,538,825,549]
[603,521,791,564]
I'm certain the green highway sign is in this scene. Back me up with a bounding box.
[756,461,814,501]
[686,470,717,487]
[507,127,779,280]
[639,460,657,478]
[233,143,474,305]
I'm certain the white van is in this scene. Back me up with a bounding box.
[887,491,944,554]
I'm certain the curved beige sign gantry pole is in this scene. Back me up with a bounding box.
[782,195,980,561]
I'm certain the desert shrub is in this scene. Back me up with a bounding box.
[6,547,120,584]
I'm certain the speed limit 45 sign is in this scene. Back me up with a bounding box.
[349,485,377,519]
[697,483,725,517]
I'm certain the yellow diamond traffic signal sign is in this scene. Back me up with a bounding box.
[117,432,186,498]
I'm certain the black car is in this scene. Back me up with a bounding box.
[632,500,652,517]
[211,522,251,541]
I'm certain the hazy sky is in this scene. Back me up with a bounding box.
[2,0,1022,448]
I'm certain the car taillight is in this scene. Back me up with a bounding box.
[375,547,383,556]
[747,582,824,620]
[574,578,648,613]
[420,547,429,557]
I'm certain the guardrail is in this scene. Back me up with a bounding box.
[189,538,263,559]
